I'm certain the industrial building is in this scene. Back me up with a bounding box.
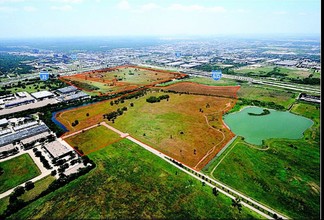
[0,123,49,147]
[44,140,72,159]
[57,86,78,94]
[31,91,55,100]
[0,118,8,127]
[4,97,35,108]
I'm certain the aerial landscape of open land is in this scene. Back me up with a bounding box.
[57,84,238,170]
[59,65,186,96]
[0,8,320,217]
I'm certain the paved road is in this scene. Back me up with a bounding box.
[137,63,320,94]
[61,123,102,139]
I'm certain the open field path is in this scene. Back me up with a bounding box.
[101,122,288,219]
[193,102,235,169]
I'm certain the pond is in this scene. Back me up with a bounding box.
[223,106,313,145]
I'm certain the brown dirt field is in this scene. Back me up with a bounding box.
[59,65,187,96]
[162,82,240,99]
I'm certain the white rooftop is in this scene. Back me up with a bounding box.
[0,118,8,126]
[45,140,72,158]
[31,91,54,99]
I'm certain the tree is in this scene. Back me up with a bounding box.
[212,187,219,196]
[232,198,242,212]
[130,103,134,107]
[51,170,57,176]
[13,186,25,197]
[86,113,89,117]
[25,181,34,191]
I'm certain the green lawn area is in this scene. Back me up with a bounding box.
[235,66,274,76]
[65,125,122,155]
[0,197,9,216]
[157,76,238,87]
[0,154,41,194]
[8,139,262,219]
[237,84,297,108]
[235,65,314,79]
[203,103,320,219]
[19,175,56,202]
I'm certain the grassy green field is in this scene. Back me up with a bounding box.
[0,154,41,194]
[203,103,320,219]
[235,65,315,79]
[237,84,297,108]
[8,139,262,219]
[0,197,9,216]
[157,76,238,87]
[65,125,122,155]
[19,175,56,202]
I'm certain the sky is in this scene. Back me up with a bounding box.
[0,0,321,38]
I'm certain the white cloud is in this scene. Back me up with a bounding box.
[235,9,249,13]
[23,6,37,12]
[50,0,82,3]
[0,6,17,12]
[273,11,288,15]
[117,0,130,10]
[168,4,225,13]
[0,0,24,3]
[298,12,307,16]
[139,3,159,12]
[51,5,73,11]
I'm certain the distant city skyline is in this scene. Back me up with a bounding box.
[0,0,321,38]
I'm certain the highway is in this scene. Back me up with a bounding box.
[137,63,320,95]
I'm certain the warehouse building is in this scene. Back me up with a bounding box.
[57,86,78,94]
[44,140,72,159]
[31,91,55,100]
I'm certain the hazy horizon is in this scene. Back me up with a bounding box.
[0,0,321,39]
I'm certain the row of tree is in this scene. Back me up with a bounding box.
[146,94,170,103]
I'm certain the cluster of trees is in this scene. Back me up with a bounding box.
[237,98,285,111]
[71,120,79,127]
[290,76,320,85]
[146,94,169,103]
[58,163,69,173]
[110,90,147,106]
[34,150,51,169]
[0,53,35,75]
[248,109,270,116]
[103,106,128,121]
[67,80,100,91]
